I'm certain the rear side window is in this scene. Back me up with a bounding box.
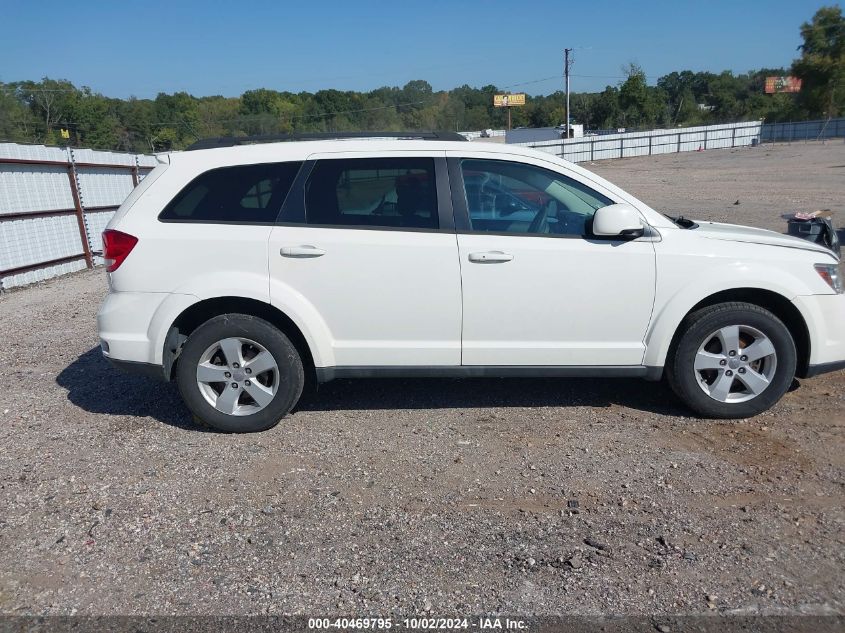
[304,157,438,230]
[159,161,302,223]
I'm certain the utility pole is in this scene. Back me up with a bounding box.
[564,48,573,138]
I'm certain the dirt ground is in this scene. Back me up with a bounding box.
[589,139,845,233]
[0,141,843,619]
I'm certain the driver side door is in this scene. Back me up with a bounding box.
[448,152,657,366]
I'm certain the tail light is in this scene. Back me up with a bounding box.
[102,229,138,272]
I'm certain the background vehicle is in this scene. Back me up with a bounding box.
[97,132,845,432]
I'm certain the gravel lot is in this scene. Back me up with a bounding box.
[1,142,844,619]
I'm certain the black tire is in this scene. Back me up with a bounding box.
[666,302,797,419]
[175,314,304,433]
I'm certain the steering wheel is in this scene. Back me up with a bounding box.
[527,199,555,234]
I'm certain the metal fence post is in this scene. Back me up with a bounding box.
[731,127,736,148]
[590,138,594,162]
[65,148,94,269]
[677,132,681,152]
[648,135,653,156]
[620,137,624,159]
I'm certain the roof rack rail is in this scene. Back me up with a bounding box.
[186,130,468,151]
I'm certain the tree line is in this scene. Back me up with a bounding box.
[0,5,841,153]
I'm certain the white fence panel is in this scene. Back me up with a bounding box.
[516,121,764,162]
[0,214,85,277]
[0,143,155,290]
[0,143,67,162]
[0,165,74,214]
[1,258,88,289]
[85,210,118,264]
[72,148,137,166]
[76,168,136,208]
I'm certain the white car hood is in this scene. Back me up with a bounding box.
[692,220,838,259]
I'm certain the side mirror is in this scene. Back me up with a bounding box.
[592,203,645,238]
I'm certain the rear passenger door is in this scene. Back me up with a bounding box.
[268,152,462,368]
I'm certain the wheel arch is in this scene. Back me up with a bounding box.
[654,288,810,378]
[164,296,318,384]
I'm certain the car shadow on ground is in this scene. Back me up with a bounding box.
[301,375,689,416]
[56,346,690,429]
[56,347,202,431]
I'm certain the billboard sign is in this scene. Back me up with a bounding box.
[765,76,802,94]
[493,93,526,107]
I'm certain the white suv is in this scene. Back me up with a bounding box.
[97,132,845,432]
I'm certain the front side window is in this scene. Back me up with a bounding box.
[159,161,302,223]
[460,159,612,236]
[305,157,438,230]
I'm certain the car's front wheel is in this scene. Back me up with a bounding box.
[175,314,304,432]
[666,302,797,419]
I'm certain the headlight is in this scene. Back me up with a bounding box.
[815,263,844,293]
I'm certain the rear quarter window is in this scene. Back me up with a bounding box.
[159,161,303,223]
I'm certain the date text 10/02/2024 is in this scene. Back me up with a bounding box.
[308,617,529,630]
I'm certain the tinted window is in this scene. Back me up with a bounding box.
[159,161,302,223]
[461,159,612,236]
[305,158,438,230]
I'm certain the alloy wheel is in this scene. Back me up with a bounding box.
[693,325,778,403]
[196,337,279,416]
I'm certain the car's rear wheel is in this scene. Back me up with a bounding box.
[666,302,797,418]
[175,314,304,432]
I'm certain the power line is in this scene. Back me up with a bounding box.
[499,75,562,89]
[571,73,661,79]
[139,98,439,129]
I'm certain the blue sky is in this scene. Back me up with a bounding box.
[1,0,834,98]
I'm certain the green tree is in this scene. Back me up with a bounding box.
[17,78,79,142]
[592,87,620,129]
[0,83,35,142]
[792,5,845,118]
[618,64,662,128]
[658,71,701,125]
[153,92,200,148]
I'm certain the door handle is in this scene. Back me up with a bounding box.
[468,251,513,263]
[280,245,326,258]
